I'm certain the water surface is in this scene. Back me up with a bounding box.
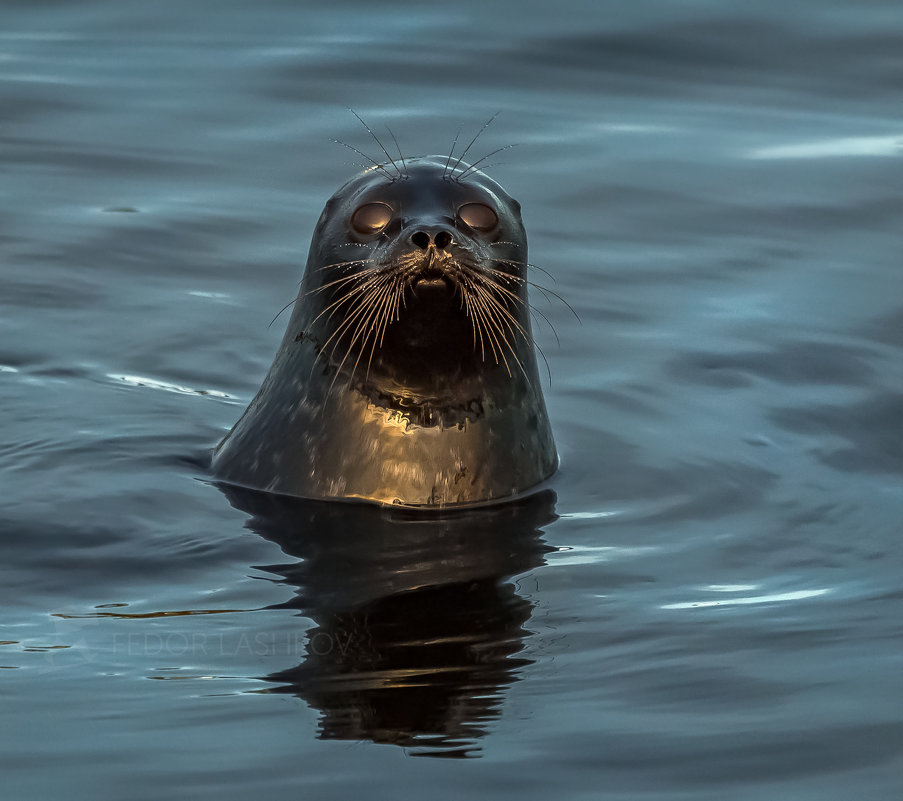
[2,1,901,799]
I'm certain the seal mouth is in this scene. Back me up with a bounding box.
[412,266,453,291]
[408,250,457,294]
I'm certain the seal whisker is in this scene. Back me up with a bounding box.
[489,266,579,322]
[316,257,376,273]
[380,279,404,347]
[460,286,489,363]
[310,275,378,323]
[339,159,372,172]
[443,127,463,180]
[477,274,553,384]
[460,160,507,174]
[345,279,397,388]
[322,278,395,393]
[458,286,483,357]
[450,112,500,178]
[330,138,395,181]
[307,282,386,385]
[347,108,402,179]
[309,269,381,295]
[471,297,506,372]
[269,298,297,328]
[472,280,526,336]
[365,277,403,382]
[526,263,557,283]
[528,304,561,347]
[349,276,396,363]
[477,273,525,305]
[309,269,391,328]
[320,273,395,348]
[524,281,580,321]
[480,281,551,385]
[350,276,401,383]
[385,126,407,178]
[472,292,520,378]
[492,256,558,283]
[531,333,553,386]
[456,144,519,182]
[341,284,388,361]
[316,291,374,361]
[472,278,536,343]
[469,278,527,350]
[337,271,397,353]
[459,275,511,374]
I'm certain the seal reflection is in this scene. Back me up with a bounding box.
[220,485,557,757]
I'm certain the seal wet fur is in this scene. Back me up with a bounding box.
[212,154,557,507]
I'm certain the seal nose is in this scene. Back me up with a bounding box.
[409,227,454,251]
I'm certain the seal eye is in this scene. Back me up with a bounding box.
[351,202,393,235]
[457,202,498,232]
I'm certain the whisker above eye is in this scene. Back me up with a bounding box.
[455,143,520,182]
[449,111,500,178]
[346,108,403,180]
[330,138,395,181]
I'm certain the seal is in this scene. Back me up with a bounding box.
[212,153,557,507]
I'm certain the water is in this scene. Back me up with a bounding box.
[2,0,901,798]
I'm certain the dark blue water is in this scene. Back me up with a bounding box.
[2,1,901,798]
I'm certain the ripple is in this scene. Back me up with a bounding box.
[559,510,622,520]
[550,544,658,567]
[53,608,253,620]
[747,134,903,160]
[595,123,680,134]
[662,588,831,610]
[702,584,760,592]
[108,373,239,401]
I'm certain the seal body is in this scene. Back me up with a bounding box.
[213,156,556,507]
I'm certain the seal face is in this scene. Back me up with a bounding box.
[212,155,557,507]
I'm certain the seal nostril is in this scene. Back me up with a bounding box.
[434,230,452,249]
[410,231,430,250]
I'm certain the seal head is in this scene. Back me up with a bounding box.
[213,156,557,507]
